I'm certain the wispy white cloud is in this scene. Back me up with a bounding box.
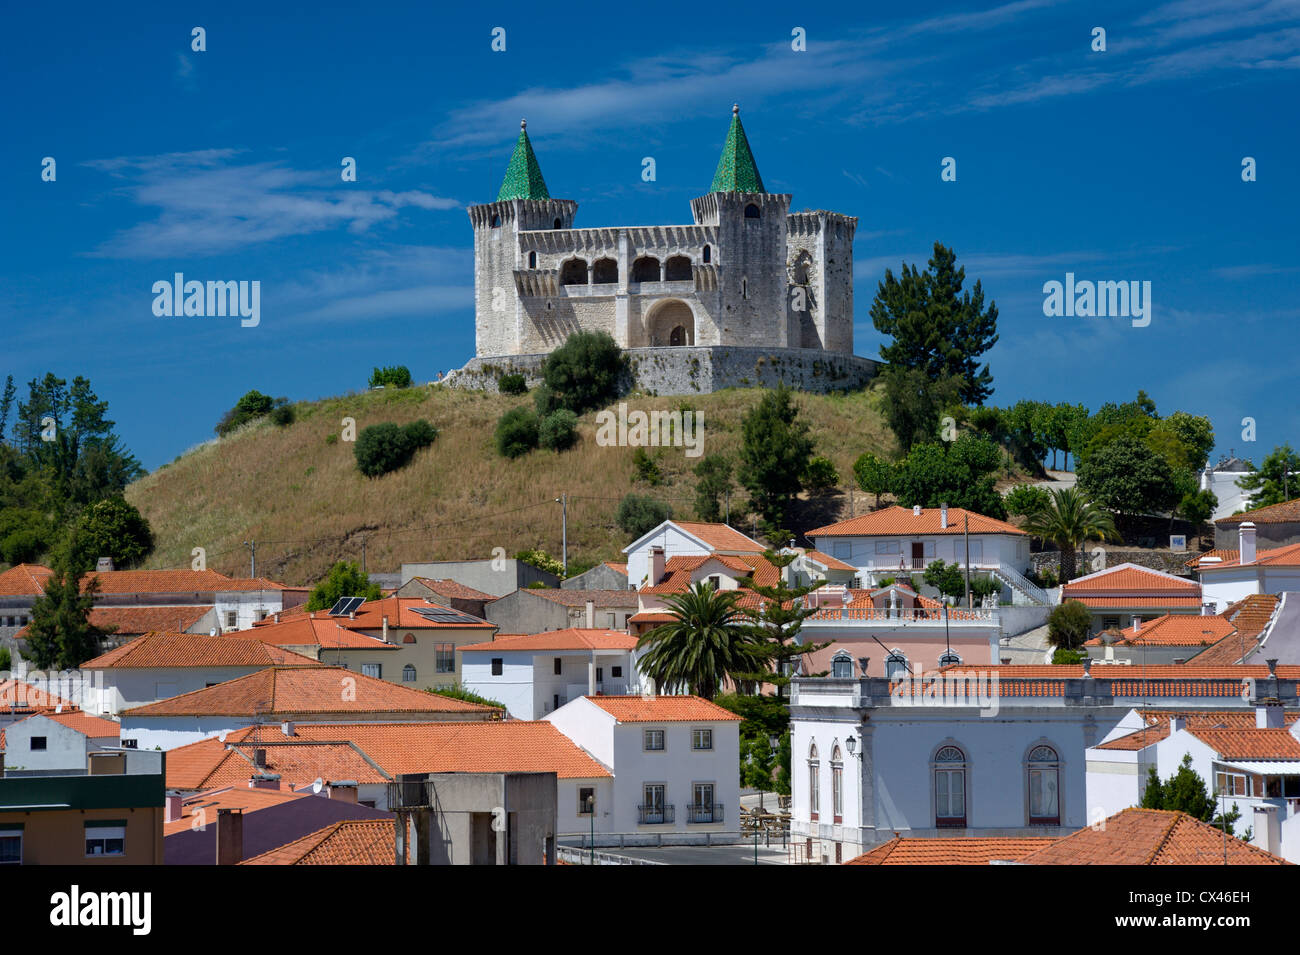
[84,151,461,258]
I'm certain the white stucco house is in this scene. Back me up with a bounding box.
[545,695,741,840]
[1197,523,1300,611]
[459,629,642,719]
[624,520,766,591]
[0,710,121,773]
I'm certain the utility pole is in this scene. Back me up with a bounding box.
[725,488,731,525]
[555,494,568,575]
[243,540,256,578]
[963,513,971,610]
[361,536,367,574]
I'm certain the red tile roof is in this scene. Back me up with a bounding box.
[85,569,287,594]
[1017,809,1288,865]
[1188,595,1280,664]
[808,506,1026,538]
[1189,727,1300,760]
[165,729,389,789]
[1094,709,1300,751]
[1062,564,1199,594]
[240,819,398,865]
[89,605,214,635]
[460,628,637,652]
[122,666,500,718]
[0,678,79,712]
[804,550,857,572]
[0,709,120,749]
[845,837,1054,865]
[604,562,629,575]
[642,553,780,595]
[348,596,494,630]
[582,695,742,722]
[1199,541,1300,570]
[0,563,53,595]
[668,521,766,551]
[164,786,309,836]
[1084,614,1234,647]
[84,632,321,669]
[1185,548,1238,568]
[1217,498,1300,525]
[241,614,398,649]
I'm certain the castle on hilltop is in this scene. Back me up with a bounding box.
[454,106,878,395]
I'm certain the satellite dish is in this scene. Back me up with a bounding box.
[55,704,63,714]
[311,778,324,794]
[218,731,228,743]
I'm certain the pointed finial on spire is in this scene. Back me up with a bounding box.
[732,103,740,115]
[521,118,527,129]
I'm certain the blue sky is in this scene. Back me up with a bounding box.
[2,0,1297,471]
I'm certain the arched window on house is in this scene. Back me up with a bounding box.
[831,653,853,679]
[808,742,820,821]
[831,745,843,823]
[559,258,589,286]
[933,745,967,828]
[554,217,562,229]
[664,255,692,281]
[938,649,961,667]
[632,256,661,282]
[402,634,416,644]
[402,664,417,683]
[885,650,908,681]
[702,244,711,263]
[528,251,537,268]
[592,258,618,284]
[744,203,761,219]
[1027,745,1060,825]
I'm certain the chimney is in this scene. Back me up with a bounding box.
[913,504,922,517]
[940,503,949,529]
[209,628,218,637]
[95,557,114,572]
[249,773,281,790]
[1169,716,1186,733]
[253,748,267,770]
[1254,804,1281,856]
[1131,615,1141,632]
[382,615,389,642]
[164,795,183,823]
[216,808,244,865]
[329,781,359,804]
[585,600,595,629]
[274,612,281,623]
[281,720,295,737]
[1104,644,1115,662]
[1202,603,1215,616]
[1240,522,1257,566]
[650,546,665,585]
[1257,699,1285,729]
[1082,657,1092,676]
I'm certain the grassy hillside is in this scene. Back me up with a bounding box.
[126,383,900,586]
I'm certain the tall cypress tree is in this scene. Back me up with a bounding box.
[733,550,831,699]
[25,541,109,670]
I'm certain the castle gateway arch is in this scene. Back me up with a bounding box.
[646,299,696,347]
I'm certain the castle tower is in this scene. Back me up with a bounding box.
[467,120,577,357]
[690,105,791,348]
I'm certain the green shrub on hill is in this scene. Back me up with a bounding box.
[354,420,438,477]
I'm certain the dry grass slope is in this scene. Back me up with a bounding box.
[126,384,896,586]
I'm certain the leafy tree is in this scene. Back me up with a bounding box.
[354,421,438,476]
[215,390,287,437]
[497,373,528,396]
[878,366,964,453]
[693,454,734,523]
[26,544,111,669]
[425,682,505,710]
[1154,411,1215,471]
[853,451,894,508]
[734,550,831,699]
[870,242,999,405]
[540,331,626,414]
[631,448,664,486]
[0,508,56,565]
[716,693,791,793]
[737,385,814,527]
[923,559,966,600]
[495,408,540,458]
[0,646,9,671]
[892,435,1006,519]
[1022,487,1117,581]
[1046,599,1092,650]
[1052,648,1086,665]
[1180,488,1218,547]
[636,583,765,698]
[1004,484,1051,517]
[68,497,153,571]
[305,560,382,612]
[514,549,566,577]
[616,493,672,538]
[539,409,579,451]
[368,365,412,388]
[803,457,838,494]
[1000,400,1050,473]
[1239,444,1300,509]
[0,375,15,441]
[1141,754,1243,836]
[1077,433,1180,516]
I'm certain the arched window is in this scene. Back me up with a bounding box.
[885,650,908,681]
[938,649,961,667]
[402,634,416,644]
[554,217,562,229]
[808,742,820,820]
[934,745,967,828]
[702,244,711,263]
[591,258,618,284]
[402,664,417,683]
[527,251,537,268]
[744,203,761,219]
[831,653,853,679]
[490,214,501,228]
[669,325,686,346]
[1027,744,1060,825]
[831,745,843,823]
[559,258,588,286]
[632,256,661,282]
[664,255,692,281]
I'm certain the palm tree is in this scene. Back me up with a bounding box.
[635,582,765,698]
[1022,487,1118,582]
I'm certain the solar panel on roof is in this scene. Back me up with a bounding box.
[328,596,365,616]
[411,605,481,624]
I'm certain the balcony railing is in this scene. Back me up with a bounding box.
[805,606,998,624]
[686,803,723,824]
[637,804,675,825]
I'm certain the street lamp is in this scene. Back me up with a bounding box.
[585,793,595,864]
[845,735,857,757]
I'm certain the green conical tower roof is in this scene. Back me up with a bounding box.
[496,120,551,201]
[709,104,765,193]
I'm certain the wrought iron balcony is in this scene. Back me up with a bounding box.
[637,804,675,825]
[686,803,723,824]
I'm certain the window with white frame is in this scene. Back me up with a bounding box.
[578,786,595,815]
[85,824,125,857]
[885,651,908,680]
[402,664,417,683]
[644,729,665,751]
[361,663,382,679]
[831,653,853,678]
[934,745,967,827]
[436,644,455,673]
[831,745,843,822]
[225,610,237,629]
[1027,744,1060,824]
[1215,770,1249,797]
[938,649,962,667]
[808,742,820,819]
[692,728,713,751]
[875,540,901,555]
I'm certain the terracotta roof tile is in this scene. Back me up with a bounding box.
[805,550,857,571]
[604,562,629,575]
[1200,541,1300,570]
[410,578,498,602]
[164,786,309,836]
[1217,498,1300,525]
[84,632,321,669]
[1018,809,1288,865]
[668,521,766,551]
[1084,614,1234,647]
[1188,727,1300,760]
[349,596,494,630]
[0,563,53,595]
[84,569,287,594]
[88,605,214,635]
[241,614,398,649]
[0,678,79,711]
[122,666,500,718]
[1094,709,1300,751]
[240,819,398,865]
[1185,548,1238,567]
[1062,564,1200,594]
[460,628,637,652]
[583,695,742,722]
[808,506,1026,538]
[845,837,1055,865]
